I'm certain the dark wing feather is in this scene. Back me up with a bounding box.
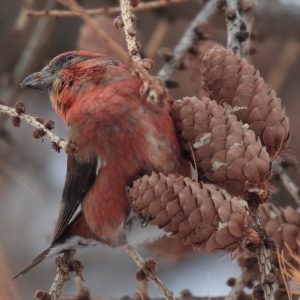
[13,248,51,279]
[14,212,91,279]
[52,154,97,244]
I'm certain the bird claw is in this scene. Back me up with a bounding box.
[141,214,151,228]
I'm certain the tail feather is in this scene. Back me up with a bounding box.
[13,248,50,279]
[13,212,97,279]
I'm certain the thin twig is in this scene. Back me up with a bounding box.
[58,0,165,104]
[59,296,252,300]
[49,251,76,300]
[145,20,170,59]
[252,211,274,300]
[13,0,34,33]
[158,0,218,84]
[0,104,67,150]
[125,245,174,300]
[273,161,300,206]
[225,0,248,56]
[137,279,149,300]
[224,2,274,298]
[57,0,128,61]
[73,276,90,300]
[118,0,167,103]
[267,40,300,94]
[27,0,189,18]
[119,0,142,63]
[0,0,55,128]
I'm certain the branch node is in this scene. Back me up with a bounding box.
[113,16,124,28]
[35,290,51,300]
[15,101,26,114]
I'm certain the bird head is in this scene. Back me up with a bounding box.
[21,51,130,120]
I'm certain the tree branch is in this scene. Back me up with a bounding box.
[125,245,174,300]
[252,211,274,300]
[57,0,166,104]
[225,0,249,56]
[49,251,76,300]
[158,0,218,84]
[0,0,56,128]
[0,103,68,151]
[273,161,300,206]
[223,2,274,299]
[35,251,76,300]
[27,0,189,18]
[59,296,251,300]
[119,0,142,63]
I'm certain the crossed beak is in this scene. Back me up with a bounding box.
[21,67,56,91]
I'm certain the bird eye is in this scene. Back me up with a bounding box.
[65,54,75,61]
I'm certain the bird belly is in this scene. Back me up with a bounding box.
[47,236,99,257]
[121,215,168,246]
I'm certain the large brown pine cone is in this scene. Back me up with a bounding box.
[202,46,290,157]
[172,96,271,195]
[129,172,300,255]
[129,172,254,252]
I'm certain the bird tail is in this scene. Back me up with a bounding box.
[13,247,51,279]
[13,212,97,279]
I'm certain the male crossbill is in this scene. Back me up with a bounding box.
[17,51,189,276]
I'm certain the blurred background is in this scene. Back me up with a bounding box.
[0,0,300,299]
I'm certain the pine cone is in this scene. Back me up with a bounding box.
[172,96,271,195]
[129,172,254,252]
[202,46,290,157]
[129,172,300,256]
[260,204,300,253]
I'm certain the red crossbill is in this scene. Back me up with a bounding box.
[16,51,189,277]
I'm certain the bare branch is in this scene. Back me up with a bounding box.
[57,0,128,61]
[0,0,55,128]
[252,211,274,300]
[273,161,300,206]
[158,0,218,84]
[118,0,168,103]
[145,20,170,59]
[59,296,252,300]
[35,252,76,300]
[125,245,174,300]
[0,103,67,150]
[225,0,249,56]
[58,0,165,104]
[13,0,34,33]
[28,0,189,18]
[119,0,142,63]
[222,2,274,298]
[49,251,76,300]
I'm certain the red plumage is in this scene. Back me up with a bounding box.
[16,51,189,277]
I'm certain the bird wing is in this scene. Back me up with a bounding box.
[52,154,97,244]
